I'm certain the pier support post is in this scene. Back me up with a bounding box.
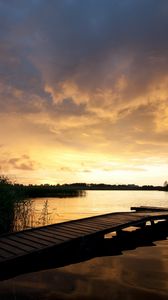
[150,220,155,226]
[140,222,146,229]
[116,229,123,237]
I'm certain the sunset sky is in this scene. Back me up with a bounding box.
[0,0,168,185]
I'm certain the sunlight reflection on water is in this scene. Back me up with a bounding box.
[31,190,168,226]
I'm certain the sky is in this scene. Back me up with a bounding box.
[0,0,168,185]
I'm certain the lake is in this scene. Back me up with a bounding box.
[1,190,168,299]
[30,190,168,227]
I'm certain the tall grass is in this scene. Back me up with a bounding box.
[13,199,34,232]
[13,199,51,231]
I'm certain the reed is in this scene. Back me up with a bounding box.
[13,199,34,232]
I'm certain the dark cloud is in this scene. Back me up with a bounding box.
[1,0,168,106]
[32,0,168,99]
[50,98,88,117]
[60,166,73,172]
[6,155,36,171]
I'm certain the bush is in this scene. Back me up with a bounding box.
[0,176,24,233]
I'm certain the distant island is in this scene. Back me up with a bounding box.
[14,182,168,198]
[62,182,168,191]
[1,176,168,200]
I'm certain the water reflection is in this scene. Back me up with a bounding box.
[1,220,168,282]
[1,222,168,299]
[25,191,168,228]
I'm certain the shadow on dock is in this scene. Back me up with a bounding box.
[1,220,168,282]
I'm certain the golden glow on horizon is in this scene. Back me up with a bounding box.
[0,83,168,186]
[1,1,168,185]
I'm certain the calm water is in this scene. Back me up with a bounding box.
[31,190,168,226]
[1,190,168,299]
[1,236,168,299]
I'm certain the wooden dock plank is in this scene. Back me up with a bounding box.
[55,221,106,231]
[81,220,113,229]
[59,223,96,234]
[26,230,65,243]
[0,238,36,252]
[44,227,81,239]
[58,226,94,236]
[53,230,81,239]
[38,229,68,241]
[57,223,95,233]
[45,223,109,239]
[88,219,120,227]
[37,229,74,241]
[0,248,15,259]
[23,232,61,245]
[7,235,42,249]
[61,222,102,232]
[0,242,26,255]
[81,219,109,228]
[16,233,53,246]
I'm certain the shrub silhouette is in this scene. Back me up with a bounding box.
[0,176,24,233]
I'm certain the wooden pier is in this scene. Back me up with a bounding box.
[0,206,168,280]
